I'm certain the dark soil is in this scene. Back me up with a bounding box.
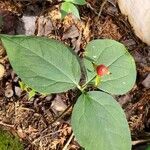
[0,0,149,150]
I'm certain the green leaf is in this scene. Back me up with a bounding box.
[64,0,86,5]
[84,39,136,95]
[1,35,81,94]
[61,2,80,19]
[72,91,131,150]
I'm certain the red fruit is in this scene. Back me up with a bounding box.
[96,64,110,77]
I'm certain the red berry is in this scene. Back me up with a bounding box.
[96,64,110,77]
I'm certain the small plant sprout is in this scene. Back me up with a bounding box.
[60,0,86,19]
[0,35,136,150]
[19,81,36,100]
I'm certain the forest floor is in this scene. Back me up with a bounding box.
[0,0,149,150]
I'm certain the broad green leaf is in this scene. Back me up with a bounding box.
[72,91,131,150]
[64,0,86,5]
[61,2,80,19]
[84,39,136,95]
[0,35,81,94]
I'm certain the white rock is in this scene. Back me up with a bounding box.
[17,16,36,35]
[118,0,150,45]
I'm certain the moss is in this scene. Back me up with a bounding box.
[0,129,24,150]
[146,145,150,150]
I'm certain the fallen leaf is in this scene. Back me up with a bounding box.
[0,64,5,78]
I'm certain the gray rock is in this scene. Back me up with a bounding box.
[142,74,150,88]
[15,86,22,97]
[51,95,67,112]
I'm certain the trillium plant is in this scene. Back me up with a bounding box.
[0,35,136,150]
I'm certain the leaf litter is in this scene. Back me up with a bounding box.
[0,0,149,150]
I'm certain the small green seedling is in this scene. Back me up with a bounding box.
[0,129,23,150]
[19,81,36,100]
[0,35,136,150]
[61,0,86,19]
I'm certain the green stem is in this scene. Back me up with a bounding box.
[79,75,97,92]
[95,75,101,87]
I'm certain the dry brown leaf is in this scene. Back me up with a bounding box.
[0,64,5,79]
[26,125,38,134]
[17,127,27,139]
[100,17,122,40]
[83,19,91,43]
[62,25,79,40]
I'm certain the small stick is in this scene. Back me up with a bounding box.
[0,121,14,128]
[132,139,150,146]
[50,105,72,125]
[86,2,98,15]
[62,133,74,150]
[98,0,108,18]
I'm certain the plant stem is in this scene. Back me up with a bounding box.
[83,75,96,88]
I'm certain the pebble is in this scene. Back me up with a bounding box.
[142,74,150,88]
[5,88,14,98]
[45,95,52,101]
[51,95,67,112]
[21,16,36,35]
[15,86,22,97]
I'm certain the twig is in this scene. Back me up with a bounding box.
[50,105,72,125]
[98,0,108,18]
[0,121,14,128]
[86,2,98,15]
[132,139,150,146]
[62,133,74,150]
[87,0,108,21]
[32,129,64,144]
